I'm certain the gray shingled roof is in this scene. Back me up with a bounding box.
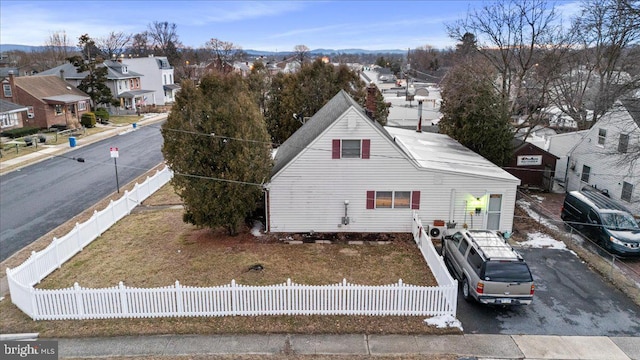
[0,99,28,113]
[621,98,640,128]
[38,61,142,80]
[271,90,393,176]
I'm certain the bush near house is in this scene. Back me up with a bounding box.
[94,107,110,123]
[80,112,97,128]
[1,127,40,139]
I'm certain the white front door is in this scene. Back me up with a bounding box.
[487,194,503,230]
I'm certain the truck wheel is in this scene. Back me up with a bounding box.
[462,278,472,302]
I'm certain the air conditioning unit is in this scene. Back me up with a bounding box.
[430,220,446,239]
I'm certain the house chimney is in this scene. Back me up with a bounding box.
[365,82,377,120]
[59,69,65,79]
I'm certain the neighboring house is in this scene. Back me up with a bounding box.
[38,60,154,112]
[266,90,521,234]
[2,73,90,129]
[547,130,589,191]
[507,138,559,192]
[0,98,28,130]
[561,99,640,216]
[119,55,180,106]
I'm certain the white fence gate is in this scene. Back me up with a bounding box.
[6,167,457,320]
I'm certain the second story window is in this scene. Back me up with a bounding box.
[618,134,629,153]
[598,128,606,146]
[332,139,370,159]
[3,84,12,97]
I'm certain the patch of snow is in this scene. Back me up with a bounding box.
[520,231,578,257]
[0,296,4,302]
[531,195,545,203]
[424,314,463,331]
[251,220,264,237]
[516,199,561,232]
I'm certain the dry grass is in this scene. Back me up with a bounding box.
[70,356,458,360]
[0,182,457,338]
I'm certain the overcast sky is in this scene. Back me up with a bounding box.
[1,0,582,52]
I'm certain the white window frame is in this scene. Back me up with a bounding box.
[3,84,12,97]
[27,106,34,118]
[375,191,412,209]
[54,104,63,116]
[341,139,361,158]
[78,101,86,111]
[0,112,18,127]
[597,128,606,146]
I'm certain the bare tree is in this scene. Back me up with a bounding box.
[205,38,241,73]
[293,44,310,63]
[549,0,640,129]
[44,30,73,66]
[447,0,566,137]
[147,21,181,54]
[130,32,151,57]
[96,31,132,59]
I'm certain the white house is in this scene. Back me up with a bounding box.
[547,130,589,190]
[560,99,640,216]
[121,55,179,106]
[265,90,521,235]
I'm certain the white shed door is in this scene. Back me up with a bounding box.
[487,194,502,230]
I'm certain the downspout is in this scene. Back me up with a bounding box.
[264,189,270,233]
[564,155,570,193]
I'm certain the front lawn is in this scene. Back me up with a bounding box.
[0,183,456,338]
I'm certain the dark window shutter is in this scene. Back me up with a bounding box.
[332,139,341,159]
[366,191,375,209]
[411,191,421,209]
[362,139,370,159]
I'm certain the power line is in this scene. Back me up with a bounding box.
[152,124,639,178]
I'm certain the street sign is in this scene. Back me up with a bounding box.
[110,147,119,158]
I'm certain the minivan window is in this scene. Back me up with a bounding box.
[482,261,533,282]
[601,212,640,230]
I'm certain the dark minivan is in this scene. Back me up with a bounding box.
[561,190,640,256]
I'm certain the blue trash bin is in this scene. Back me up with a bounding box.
[69,137,76,147]
[132,123,137,130]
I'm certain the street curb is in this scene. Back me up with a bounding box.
[0,333,39,341]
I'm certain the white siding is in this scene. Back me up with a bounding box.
[268,109,518,233]
[548,130,588,187]
[566,108,640,215]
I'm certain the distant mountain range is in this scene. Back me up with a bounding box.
[1,44,406,56]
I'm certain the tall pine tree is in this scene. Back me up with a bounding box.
[162,73,272,235]
[439,58,513,166]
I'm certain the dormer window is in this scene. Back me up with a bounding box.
[3,83,12,97]
[122,66,128,74]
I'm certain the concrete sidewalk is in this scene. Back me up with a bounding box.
[0,113,167,175]
[51,333,640,359]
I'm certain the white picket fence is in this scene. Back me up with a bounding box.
[411,212,458,291]
[6,167,457,320]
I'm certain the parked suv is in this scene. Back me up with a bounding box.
[561,190,640,256]
[442,229,534,305]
